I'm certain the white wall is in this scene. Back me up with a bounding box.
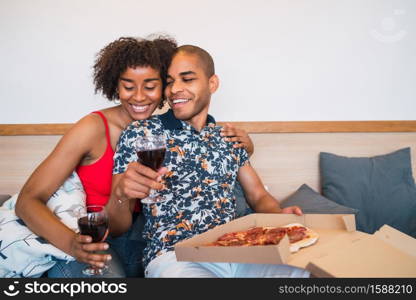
[0,0,415,123]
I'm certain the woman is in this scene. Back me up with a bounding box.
[15,35,253,277]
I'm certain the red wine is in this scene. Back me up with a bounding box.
[78,216,108,242]
[137,148,166,171]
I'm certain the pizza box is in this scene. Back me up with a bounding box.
[305,224,416,277]
[174,213,356,265]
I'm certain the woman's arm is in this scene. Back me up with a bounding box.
[15,115,111,267]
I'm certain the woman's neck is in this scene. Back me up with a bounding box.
[101,105,134,131]
[114,105,134,129]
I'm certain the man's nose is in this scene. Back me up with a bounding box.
[170,80,184,94]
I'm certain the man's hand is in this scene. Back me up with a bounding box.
[115,162,168,201]
[281,205,303,216]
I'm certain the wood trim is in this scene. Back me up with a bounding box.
[0,124,74,135]
[217,121,416,133]
[0,121,415,135]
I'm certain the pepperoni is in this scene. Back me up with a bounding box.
[208,225,308,247]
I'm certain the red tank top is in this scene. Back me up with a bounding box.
[76,111,141,212]
[76,111,114,207]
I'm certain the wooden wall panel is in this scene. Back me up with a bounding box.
[1,121,416,135]
[0,136,61,194]
[249,132,416,201]
[1,131,415,200]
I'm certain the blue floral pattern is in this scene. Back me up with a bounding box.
[113,111,249,268]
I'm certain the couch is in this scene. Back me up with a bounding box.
[1,120,416,277]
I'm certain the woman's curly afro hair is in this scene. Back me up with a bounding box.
[93,35,177,107]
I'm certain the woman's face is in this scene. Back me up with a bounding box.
[117,66,162,121]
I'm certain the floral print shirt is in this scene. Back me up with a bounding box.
[113,110,249,268]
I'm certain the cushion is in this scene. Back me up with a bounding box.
[280,184,358,214]
[320,147,416,237]
[234,180,253,217]
[0,172,84,277]
[0,194,11,206]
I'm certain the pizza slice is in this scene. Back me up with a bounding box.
[281,223,319,252]
[206,223,319,252]
[210,229,250,246]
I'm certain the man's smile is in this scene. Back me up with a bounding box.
[170,98,191,108]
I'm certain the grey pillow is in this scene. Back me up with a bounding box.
[0,194,12,206]
[280,184,358,214]
[234,180,253,218]
[320,147,416,237]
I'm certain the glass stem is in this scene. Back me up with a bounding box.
[149,188,157,199]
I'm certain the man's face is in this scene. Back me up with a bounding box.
[165,52,217,123]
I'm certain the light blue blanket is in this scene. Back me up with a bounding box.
[0,172,85,277]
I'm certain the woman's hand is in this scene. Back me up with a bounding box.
[69,233,111,268]
[221,123,254,157]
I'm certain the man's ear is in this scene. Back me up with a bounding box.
[208,74,219,94]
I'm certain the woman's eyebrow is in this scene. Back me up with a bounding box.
[119,77,160,82]
[144,78,161,82]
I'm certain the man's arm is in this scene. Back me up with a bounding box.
[107,164,166,236]
[108,120,168,236]
[237,163,302,215]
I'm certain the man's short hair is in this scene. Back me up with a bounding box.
[176,45,215,77]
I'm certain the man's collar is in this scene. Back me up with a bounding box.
[159,109,216,130]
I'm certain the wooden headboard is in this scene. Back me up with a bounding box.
[1,121,415,200]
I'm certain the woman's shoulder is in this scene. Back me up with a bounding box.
[48,113,106,157]
[65,113,106,141]
[76,112,105,129]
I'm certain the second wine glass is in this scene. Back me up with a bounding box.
[135,135,167,204]
[77,205,109,276]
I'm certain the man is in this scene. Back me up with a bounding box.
[108,45,309,277]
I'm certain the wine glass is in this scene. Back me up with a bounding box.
[77,205,109,276]
[135,135,167,204]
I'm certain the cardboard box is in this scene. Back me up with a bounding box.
[174,213,356,265]
[306,225,416,278]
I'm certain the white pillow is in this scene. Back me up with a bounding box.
[0,171,85,277]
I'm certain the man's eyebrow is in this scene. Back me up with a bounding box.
[167,71,196,78]
[179,71,196,76]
